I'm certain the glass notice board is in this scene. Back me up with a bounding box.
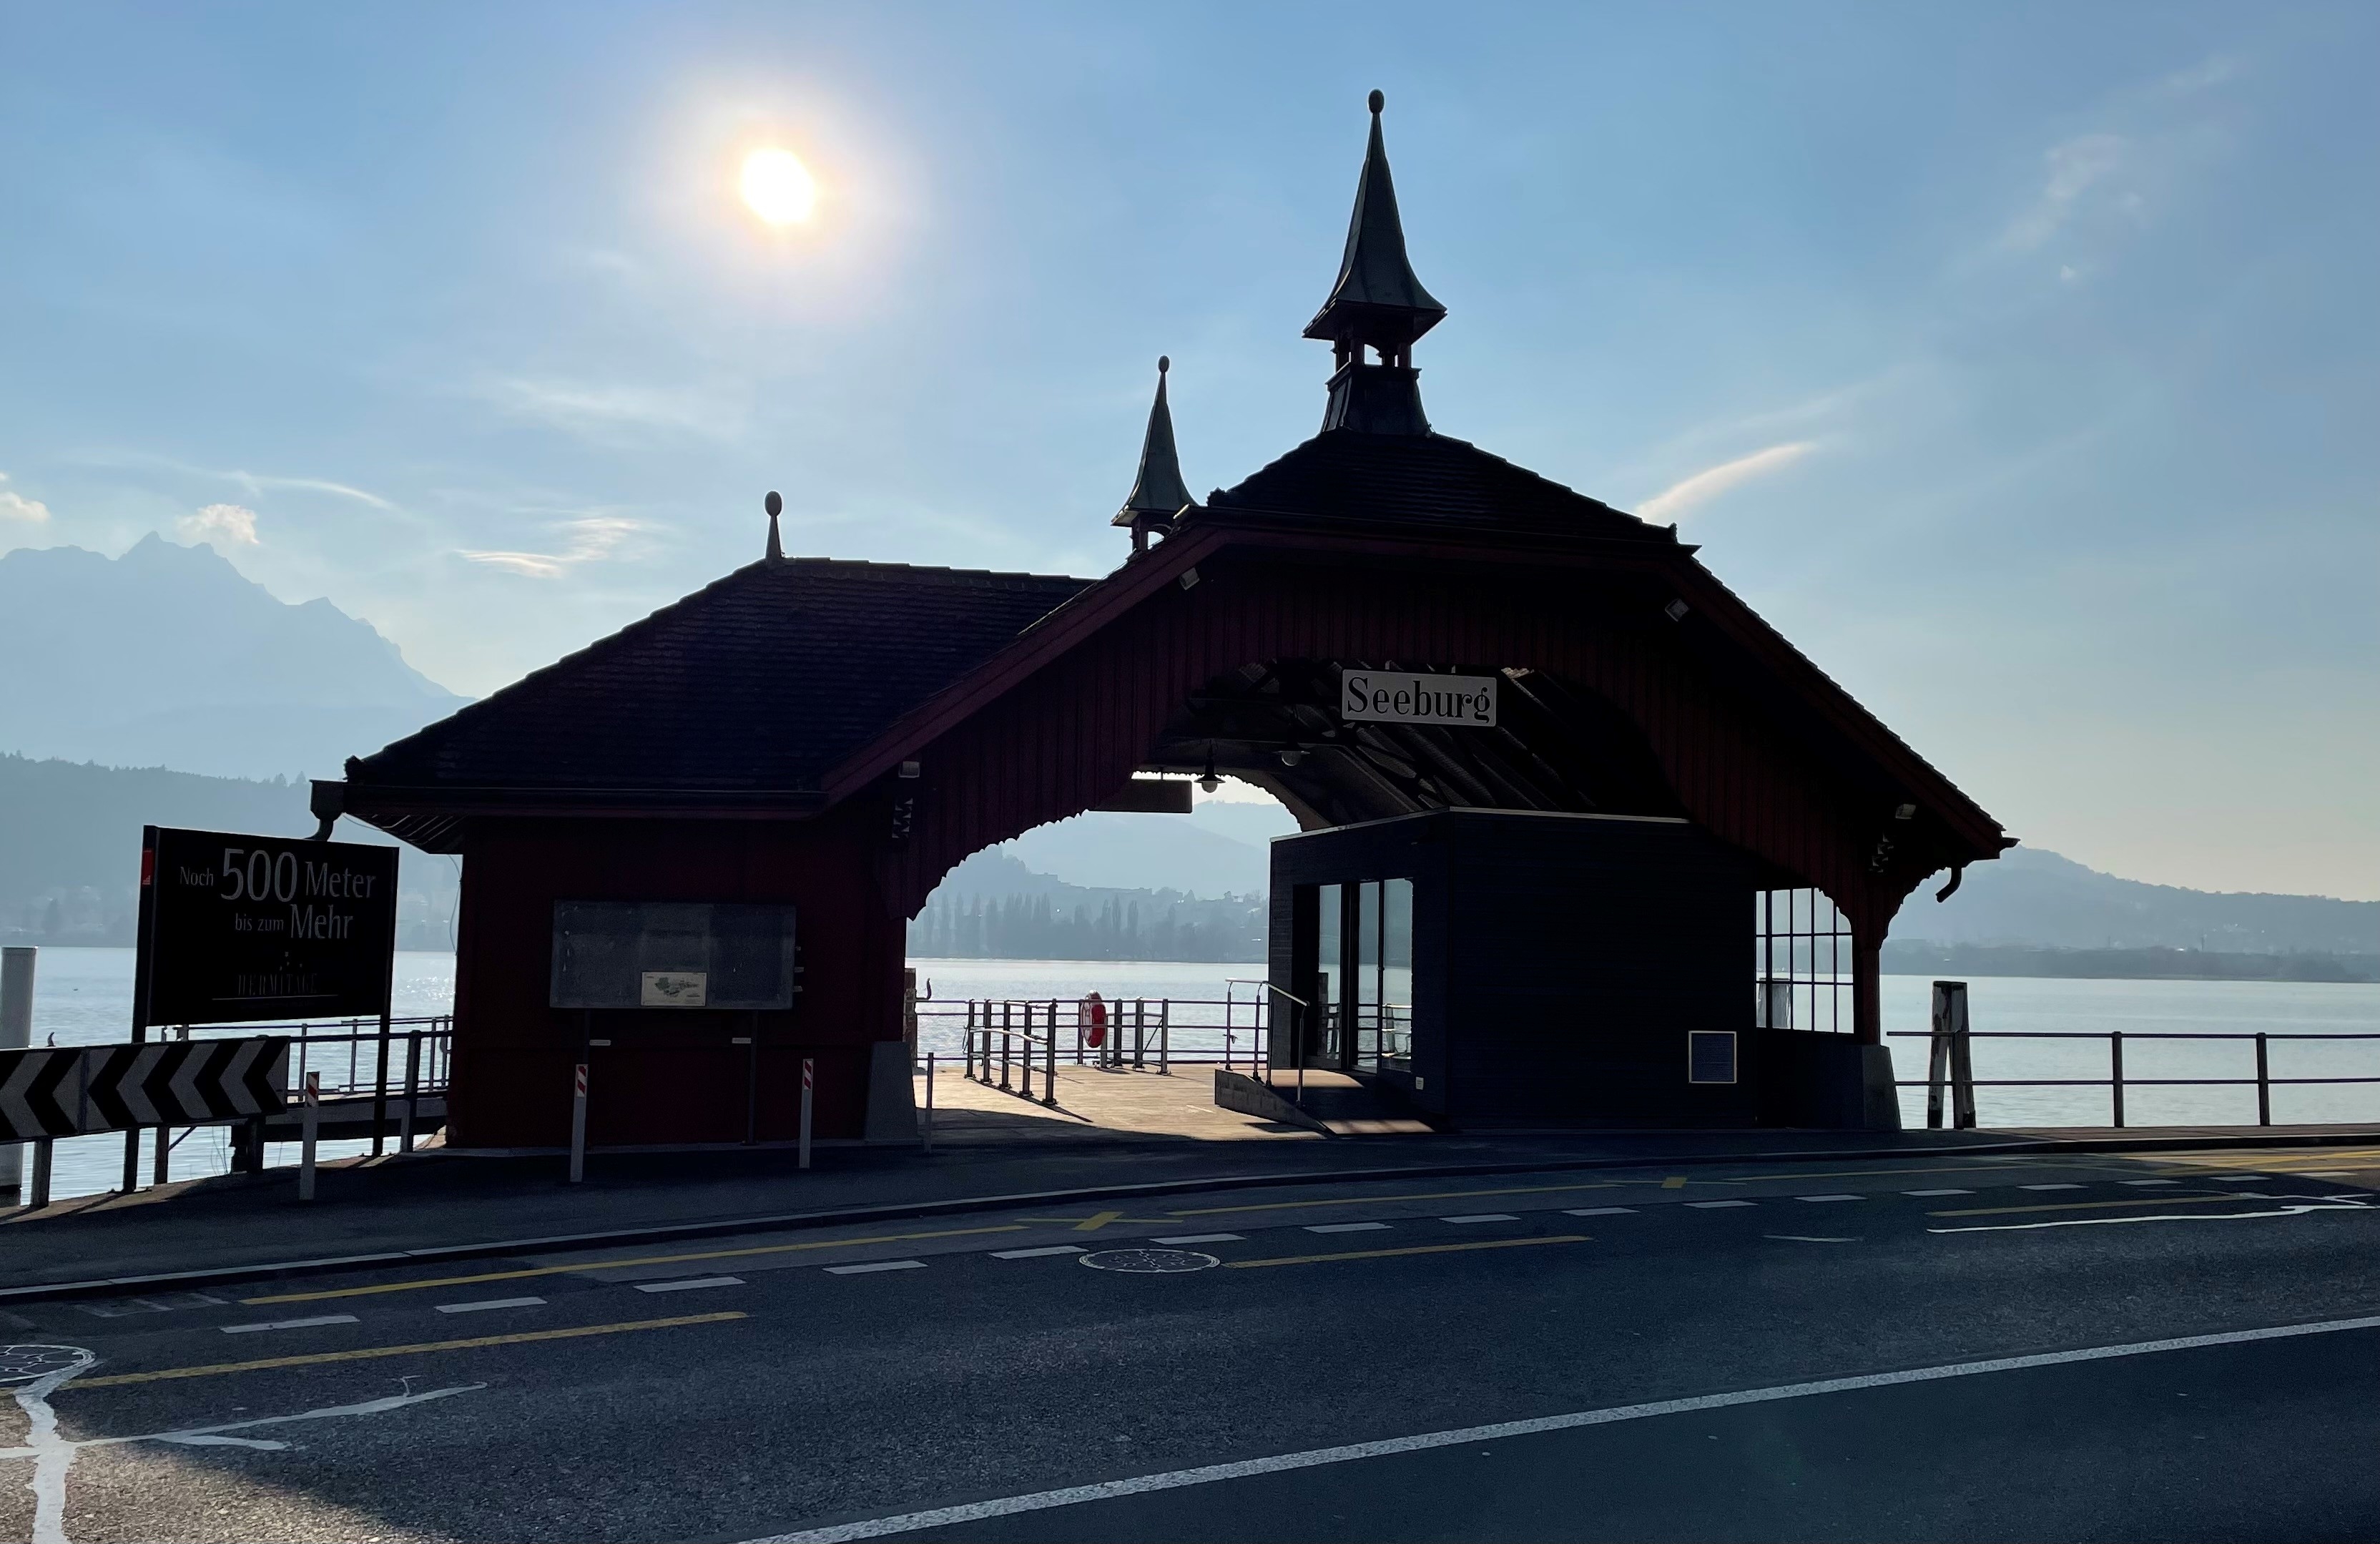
[549,901,797,1010]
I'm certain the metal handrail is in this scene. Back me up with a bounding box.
[1888,1024,2376,1129]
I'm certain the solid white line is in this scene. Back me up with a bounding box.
[220,1314,359,1334]
[1441,1214,1519,1224]
[2120,1179,2179,1186]
[434,1297,546,1314]
[739,1314,2380,1544]
[2020,1184,2085,1191]
[1904,1189,1972,1197]
[992,1246,1086,1259]
[1797,1194,1862,1203]
[1152,1234,1244,1246]
[1563,1206,1636,1217]
[633,1276,744,1293]
[824,1260,925,1276]
[1686,1200,1754,1209]
[1304,1222,1390,1234]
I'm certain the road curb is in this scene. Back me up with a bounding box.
[4,1127,2374,1303]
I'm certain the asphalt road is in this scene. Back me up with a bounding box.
[4,1145,2376,1543]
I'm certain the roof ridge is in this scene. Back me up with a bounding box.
[350,557,1091,778]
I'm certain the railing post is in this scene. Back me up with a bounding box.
[999,1002,1012,1091]
[2110,1031,2125,1129]
[400,1030,421,1154]
[2255,1031,2271,1126]
[1160,999,1170,1074]
[1043,1010,1057,1108]
[923,1052,935,1152]
[371,1009,392,1156]
[963,1001,975,1081]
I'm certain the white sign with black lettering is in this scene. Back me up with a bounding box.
[1339,669,1498,728]
[640,971,709,1008]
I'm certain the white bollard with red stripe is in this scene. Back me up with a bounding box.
[799,1057,813,1171]
[569,1061,589,1184]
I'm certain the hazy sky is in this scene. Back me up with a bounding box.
[2,4,2373,898]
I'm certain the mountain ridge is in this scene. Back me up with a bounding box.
[0,536,466,780]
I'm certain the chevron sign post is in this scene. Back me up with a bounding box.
[0,1039,289,1143]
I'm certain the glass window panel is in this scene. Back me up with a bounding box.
[1382,877,1414,1072]
[1315,885,1340,1064]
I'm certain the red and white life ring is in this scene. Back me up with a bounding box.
[1081,992,1108,1049]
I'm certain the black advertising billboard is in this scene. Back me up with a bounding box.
[134,827,399,1028]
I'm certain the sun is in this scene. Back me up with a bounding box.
[740,147,817,226]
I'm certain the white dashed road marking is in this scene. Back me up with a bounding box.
[1152,1234,1245,1245]
[1304,1222,1391,1234]
[1686,1200,1754,1209]
[1904,1189,1972,1197]
[634,1276,745,1294]
[1563,1206,1636,1217]
[2120,1179,2180,1186]
[220,1315,359,1334]
[435,1297,546,1314]
[1441,1214,1519,1224]
[825,1261,926,1276]
[1798,1194,1862,1203]
[993,1246,1087,1259]
[2020,1184,2085,1191]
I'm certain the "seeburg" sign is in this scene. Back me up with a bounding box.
[1339,669,1499,728]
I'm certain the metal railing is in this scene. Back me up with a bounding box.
[929,995,1275,1100]
[1889,1027,2380,1129]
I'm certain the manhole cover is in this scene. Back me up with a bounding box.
[1078,1249,1219,1274]
[0,1345,94,1387]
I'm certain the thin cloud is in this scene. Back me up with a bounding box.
[476,375,743,441]
[177,502,261,546]
[2000,133,2128,254]
[1638,443,1815,523]
[459,514,649,579]
[0,473,51,524]
[461,550,567,579]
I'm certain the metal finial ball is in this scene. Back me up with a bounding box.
[1158,355,1169,373]
[1369,89,1385,114]
[764,491,782,518]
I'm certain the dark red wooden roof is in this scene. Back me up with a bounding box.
[1206,428,1673,543]
[350,558,1088,795]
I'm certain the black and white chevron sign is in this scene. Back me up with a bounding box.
[0,1038,288,1141]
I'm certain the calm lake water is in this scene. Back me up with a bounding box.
[14,949,2379,1201]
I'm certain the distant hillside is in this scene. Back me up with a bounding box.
[1892,845,2376,955]
[0,536,466,780]
[0,754,458,950]
[1001,802,1291,898]
[911,848,1263,962]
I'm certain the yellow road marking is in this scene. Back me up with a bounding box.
[70,1312,745,1389]
[1017,1214,1175,1230]
[1226,1234,1591,1269]
[1661,1176,1688,1189]
[1929,1192,2255,1219]
[242,1224,1031,1305]
[1073,1210,1126,1232]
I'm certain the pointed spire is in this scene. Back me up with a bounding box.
[1113,356,1194,553]
[1303,90,1445,360]
[764,489,785,563]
